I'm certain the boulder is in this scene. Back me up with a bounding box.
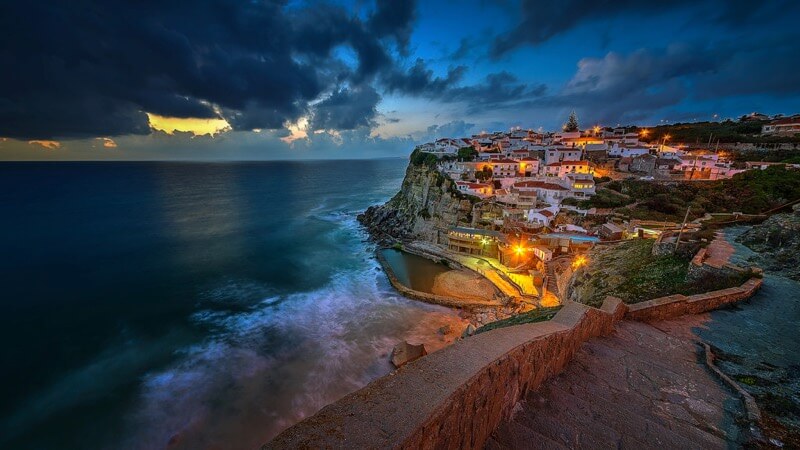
[461,323,477,338]
[390,341,427,368]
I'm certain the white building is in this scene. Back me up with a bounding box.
[513,180,570,205]
[608,144,650,158]
[455,181,493,198]
[544,147,583,165]
[543,160,594,178]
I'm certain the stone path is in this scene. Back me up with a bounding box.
[703,231,735,269]
[487,320,744,449]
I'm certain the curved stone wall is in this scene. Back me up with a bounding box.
[264,277,762,449]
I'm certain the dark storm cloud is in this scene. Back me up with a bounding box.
[310,85,381,130]
[382,59,467,96]
[422,120,476,140]
[0,0,417,139]
[525,38,800,125]
[382,61,545,111]
[490,0,800,57]
[491,0,690,56]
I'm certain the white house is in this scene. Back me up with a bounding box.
[565,174,596,197]
[513,180,570,205]
[544,147,583,165]
[455,181,493,198]
[608,144,650,158]
[762,117,800,135]
[516,158,540,177]
[527,206,559,227]
[543,160,594,178]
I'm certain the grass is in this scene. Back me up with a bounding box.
[475,306,562,334]
[571,239,754,306]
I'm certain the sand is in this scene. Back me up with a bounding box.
[430,270,499,304]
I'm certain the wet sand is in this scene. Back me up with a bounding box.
[431,270,501,305]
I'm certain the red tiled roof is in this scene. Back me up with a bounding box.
[546,160,591,167]
[456,181,491,189]
[769,117,800,125]
[513,181,568,191]
[540,210,555,217]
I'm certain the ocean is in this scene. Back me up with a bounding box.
[0,160,466,449]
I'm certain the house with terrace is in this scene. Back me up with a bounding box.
[543,160,594,178]
[455,181,493,198]
[512,180,570,206]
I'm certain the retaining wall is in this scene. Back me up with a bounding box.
[265,297,626,450]
[625,277,762,322]
[265,276,762,449]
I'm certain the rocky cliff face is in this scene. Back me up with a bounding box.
[737,209,800,280]
[358,160,475,244]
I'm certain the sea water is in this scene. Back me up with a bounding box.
[0,160,465,449]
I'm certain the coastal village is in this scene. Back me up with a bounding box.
[367,112,799,313]
[280,112,800,449]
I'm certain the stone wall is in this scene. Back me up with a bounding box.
[625,277,762,322]
[265,298,626,450]
[264,277,761,449]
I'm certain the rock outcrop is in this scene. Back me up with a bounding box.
[390,341,427,368]
[358,159,476,244]
[737,211,800,280]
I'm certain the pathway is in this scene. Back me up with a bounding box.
[488,320,745,449]
[703,231,735,269]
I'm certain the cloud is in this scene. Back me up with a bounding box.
[28,140,61,149]
[0,0,420,140]
[310,85,381,131]
[382,59,466,96]
[420,120,476,140]
[490,0,800,56]
[97,137,117,148]
[382,61,546,112]
[517,37,800,125]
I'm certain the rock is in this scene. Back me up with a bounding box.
[390,341,427,368]
[437,324,452,335]
[357,162,475,244]
[461,323,476,338]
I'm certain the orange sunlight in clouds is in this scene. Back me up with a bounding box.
[97,137,117,148]
[28,140,61,149]
[147,113,231,137]
[281,117,309,144]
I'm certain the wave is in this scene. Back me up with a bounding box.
[117,218,460,450]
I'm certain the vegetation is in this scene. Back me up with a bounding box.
[410,148,439,167]
[564,111,579,132]
[639,120,800,145]
[475,167,493,181]
[576,187,634,209]
[604,166,800,221]
[457,146,478,161]
[476,306,563,334]
[571,239,754,306]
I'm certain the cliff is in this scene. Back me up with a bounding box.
[358,157,476,244]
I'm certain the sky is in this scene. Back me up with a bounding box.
[1,0,799,160]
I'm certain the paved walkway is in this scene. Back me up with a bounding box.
[703,231,735,269]
[487,320,744,449]
[406,241,539,300]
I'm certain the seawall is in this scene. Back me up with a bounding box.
[265,276,762,449]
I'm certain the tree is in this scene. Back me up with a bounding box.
[564,110,579,132]
[476,167,493,181]
[457,146,477,161]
